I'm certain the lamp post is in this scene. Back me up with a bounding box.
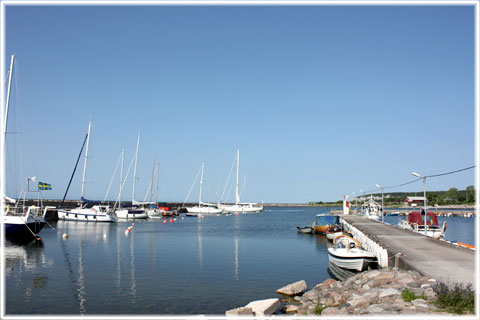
[352,192,356,212]
[375,184,384,223]
[411,172,427,235]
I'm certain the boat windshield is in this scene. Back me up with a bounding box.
[316,215,340,225]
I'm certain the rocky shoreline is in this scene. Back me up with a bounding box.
[226,268,454,316]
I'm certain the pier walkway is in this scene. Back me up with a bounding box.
[341,216,476,288]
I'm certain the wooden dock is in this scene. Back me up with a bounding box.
[341,215,476,288]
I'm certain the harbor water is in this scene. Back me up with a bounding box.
[4,207,476,315]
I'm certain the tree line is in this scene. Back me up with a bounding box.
[310,186,475,206]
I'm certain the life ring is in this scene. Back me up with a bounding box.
[4,205,10,213]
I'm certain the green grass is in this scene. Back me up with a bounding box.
[401,288,426,302]
[314,304,327,315]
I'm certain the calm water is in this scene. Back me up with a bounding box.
[4,207,476,315]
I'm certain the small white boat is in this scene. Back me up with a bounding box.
[327,235,377,271]
[296,226,314,234]
[58,204,117,222]
[185,162,223,214]
[398,211,446,239]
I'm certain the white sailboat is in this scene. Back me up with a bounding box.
[218,150,263,213]
[57,121,117,222]
[186,162,222,214]
[2,54,48,240]
[116,133,148,219]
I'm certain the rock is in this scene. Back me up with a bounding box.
[276,280,307,296]
[245,298,281,316]
[347,296,370,310]
[411,298,427,306]
[321,306,348,315]
[293,295,302,301]
[367,304,384,313]
[283,304,298,314]
[225,306,253,316]
[379,288,401,298]
[370,272,395,287]
[301,288,323,302]
[297,301,314,315]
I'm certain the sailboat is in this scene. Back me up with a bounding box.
[115,133,148,219]
[185,162,223,214]
[218,150,263,213]
[2,54,48,240]
[57,121,117,222]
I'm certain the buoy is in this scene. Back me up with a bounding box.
[163,220,167,224]
[181,217,184,220]
[36,237,41,241]
[170,219,174,223]
[103,234,107,239]
[62,233,68,239]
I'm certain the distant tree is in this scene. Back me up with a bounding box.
[444,188,459,204]
[466,185,475,203]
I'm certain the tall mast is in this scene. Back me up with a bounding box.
[119,148,125,208]
[1,55,15,201]
[199,162,204,206]
[132,131,140,203]
[155,162,159,203]
[149,153,156,203]
[80,121,92,199]
[235,149,240,205]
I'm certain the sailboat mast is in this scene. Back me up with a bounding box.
[155,162,159,203]
[149,153,156,203]
[199,162,204,206]
[1,55,15,202]
[119,148,124,208]
[80,121,92,199]
[132,132,140,203]
[235,149,240,205]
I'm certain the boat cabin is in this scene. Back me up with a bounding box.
[408,211,439,228]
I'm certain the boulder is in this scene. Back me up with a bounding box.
[245,298,281,316]
[276,280,307,296]
[379,288,401,298]
[283,304,298,314]
[225,306,253,316]
[321,306,349,316]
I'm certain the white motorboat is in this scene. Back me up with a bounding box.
[218,150,263,213]
[327,235,377,271]
[58,121,117,222]
[398,210,446,239]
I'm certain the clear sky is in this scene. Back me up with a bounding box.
[3,3,476,203]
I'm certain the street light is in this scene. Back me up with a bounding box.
[352,192,356,212]
[411,172,427,235]
[375,184,384,223]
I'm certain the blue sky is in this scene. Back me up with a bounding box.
[4,4,475,203]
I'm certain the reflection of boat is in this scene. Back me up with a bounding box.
[387,211,400,216]
[58,121,117,222]
[312,214,340,234]
[327,235,377,271]
[296,226,313,234]
[327,261,359,281]
[362,196,382,220]
[398,211,446,239]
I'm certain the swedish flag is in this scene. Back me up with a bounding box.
[38,182,52,190]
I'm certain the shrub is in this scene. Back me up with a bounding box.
[433,282,475,314]
[314,303,326,315]
[402,288,426,302]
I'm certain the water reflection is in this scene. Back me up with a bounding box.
[198,217,203,267]
[4,239,48,275]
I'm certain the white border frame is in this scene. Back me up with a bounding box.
[1,1,478,319]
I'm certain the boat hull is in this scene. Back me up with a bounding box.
[326,231,344,241]
[4,217,46,240]
[327,248,376,272]
[116,209,148,219]
[186,206,223,214]
[58,209,117,222]
[220,205,263,213]
[297,226,313,234]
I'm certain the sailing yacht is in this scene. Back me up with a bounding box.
[2,54,48,240]
[218,150,263,213]
[186,162,223,214]
[57,121,117,222]
[115,133,148,219]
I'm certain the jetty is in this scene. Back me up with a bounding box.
[341,216,476,289]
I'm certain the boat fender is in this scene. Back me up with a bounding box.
[3,205,9,213]
[442,221,447,233]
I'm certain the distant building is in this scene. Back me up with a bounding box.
[405,196,425,207]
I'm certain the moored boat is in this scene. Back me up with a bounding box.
[398,210,446,239]
[362,196,382,221]
[327,235,377,272]
[296,226,313,234]
[325,224,344,241]
[312,214,341,234]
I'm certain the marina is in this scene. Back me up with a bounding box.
[4,206,476,315]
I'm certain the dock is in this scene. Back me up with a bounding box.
[341,215,476,289]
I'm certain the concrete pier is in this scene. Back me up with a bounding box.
[341,215,476,289]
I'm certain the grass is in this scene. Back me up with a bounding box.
[432,282,475,314]
[401,288,426,302]
[314,303,327,315]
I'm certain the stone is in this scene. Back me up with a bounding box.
[276,280,307,296]
[283,304,298,314]
[411,298,427,306]
[300,289,322,302]
[245,298,281,316]
[379,288,401,298]
[364,269,382,280]
[321,306,348,315]
[347,296,370,309]
[371,272,395,287]
[225,306,253,316]
[367,304,384,313]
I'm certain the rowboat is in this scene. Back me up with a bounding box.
[296,226,313,234]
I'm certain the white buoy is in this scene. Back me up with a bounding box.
[62,233,68,239]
